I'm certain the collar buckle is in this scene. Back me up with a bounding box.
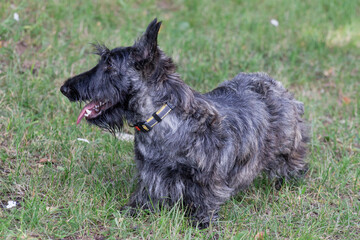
[134,122,151,132]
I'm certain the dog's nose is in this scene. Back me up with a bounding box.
[60,84,80,101]
[60,85,70,96]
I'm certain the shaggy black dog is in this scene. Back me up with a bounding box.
[60,19,309,228]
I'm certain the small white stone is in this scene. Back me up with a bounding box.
[6,200,17,209]
[116,133,134,142]
[13,13,19,22]
[77,138,90,143]
[270,19,279,27]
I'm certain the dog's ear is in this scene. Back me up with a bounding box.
[133,18,162,65]
[92,43,110,57]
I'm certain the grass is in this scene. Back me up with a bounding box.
[0,0,359,239]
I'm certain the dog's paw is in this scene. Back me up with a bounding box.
[192,213,219,229]
[120,205,140,217]
[275,178,284,190]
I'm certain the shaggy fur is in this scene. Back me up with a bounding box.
[60,19,309,228]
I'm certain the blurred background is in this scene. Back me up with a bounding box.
[0,0,359,239]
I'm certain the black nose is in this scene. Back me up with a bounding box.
[60,85,70,96]
[60,84,79,101]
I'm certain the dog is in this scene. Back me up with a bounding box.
[60,18,309,228]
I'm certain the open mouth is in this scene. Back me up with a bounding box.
[76,100,113,125]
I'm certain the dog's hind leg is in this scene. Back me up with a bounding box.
[267,112,309,188]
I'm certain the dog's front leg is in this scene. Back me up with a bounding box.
[189,203,220,229]
[120,180,162,218]
[181,180,225,229]
[129,181,155,208]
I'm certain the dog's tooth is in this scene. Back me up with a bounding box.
[85,109,92,117]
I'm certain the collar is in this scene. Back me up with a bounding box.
[133,103,174,132]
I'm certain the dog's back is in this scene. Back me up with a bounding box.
[205,72,309,189]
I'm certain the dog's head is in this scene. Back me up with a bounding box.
[60,18,168,131]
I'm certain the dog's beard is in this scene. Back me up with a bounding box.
[86,106,125,133]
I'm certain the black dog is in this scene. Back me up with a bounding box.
[60,19,309,228]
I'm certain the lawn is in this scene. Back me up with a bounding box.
[0,0,359,239]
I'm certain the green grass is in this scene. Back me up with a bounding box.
[0,0,359,239]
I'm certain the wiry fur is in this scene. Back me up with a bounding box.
[60,18,309,228]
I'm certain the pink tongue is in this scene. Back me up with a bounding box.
[76,101,97,125]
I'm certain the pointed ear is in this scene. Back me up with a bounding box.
[92,43,110,57]
[134,18,162,62]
